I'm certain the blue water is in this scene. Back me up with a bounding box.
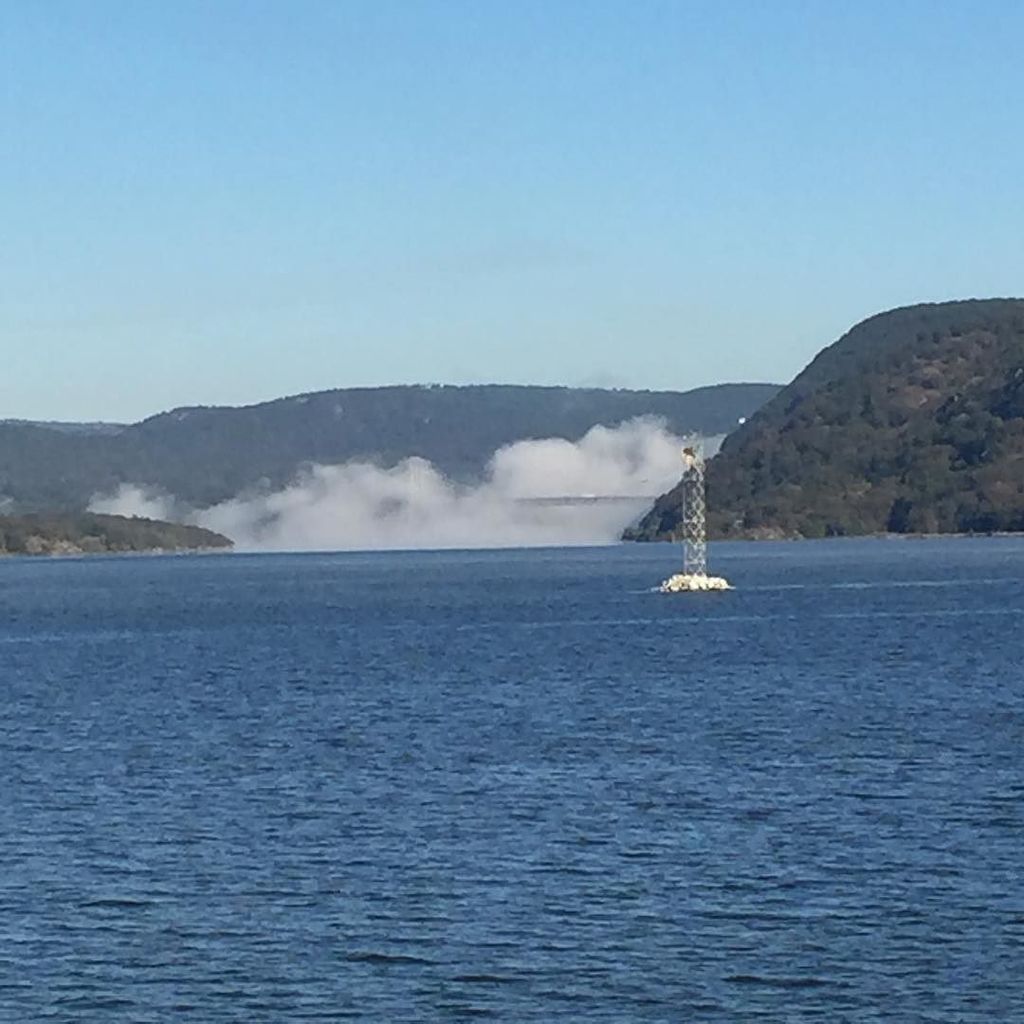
[1,539,1023,1022]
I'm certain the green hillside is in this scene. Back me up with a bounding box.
[0,513,232,556]
[630,299,1024,540]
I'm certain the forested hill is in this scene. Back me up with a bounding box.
[1,383,778,512]
[629,299,1024,540]
[0,513,231,556]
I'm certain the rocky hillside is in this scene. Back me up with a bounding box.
[0,514,232,556]
[630,299,1024,539]
[0,383,778,513]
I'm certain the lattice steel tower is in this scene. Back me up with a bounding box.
[680,446,708,578]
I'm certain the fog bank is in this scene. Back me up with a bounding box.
[90,419,721,551]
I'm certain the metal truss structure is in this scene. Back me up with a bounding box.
[680,445,708,578]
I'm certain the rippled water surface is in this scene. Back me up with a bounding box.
[2,539,1023,1021]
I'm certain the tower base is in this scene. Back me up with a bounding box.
[659,573,731,593]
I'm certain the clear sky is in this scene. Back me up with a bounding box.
[4,0,1023,422]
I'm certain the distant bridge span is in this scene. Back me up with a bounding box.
[513,494,659,507]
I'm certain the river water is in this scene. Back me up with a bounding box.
[1,539,1022,1021]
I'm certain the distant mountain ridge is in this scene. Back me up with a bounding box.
[0,420,125,436]
[0,382,779,513]
[630,299,1024,540]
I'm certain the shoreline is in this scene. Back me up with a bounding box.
[628,529,1024,544]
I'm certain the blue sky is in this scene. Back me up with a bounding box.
[3,0,1023,421]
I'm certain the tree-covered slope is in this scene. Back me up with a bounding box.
[0,383,778,512]
[0,513,232,556]
[630,299,1024,540]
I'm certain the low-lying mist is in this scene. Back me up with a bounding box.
[90,418,720,551]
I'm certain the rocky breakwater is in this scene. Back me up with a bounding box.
[660,573,731,593]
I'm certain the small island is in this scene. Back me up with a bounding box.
[0,513,232,557]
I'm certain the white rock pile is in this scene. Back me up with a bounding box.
[659,573,732,593]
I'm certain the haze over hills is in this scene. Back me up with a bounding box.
[630,299,1024,541]
[1,383,778,515]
